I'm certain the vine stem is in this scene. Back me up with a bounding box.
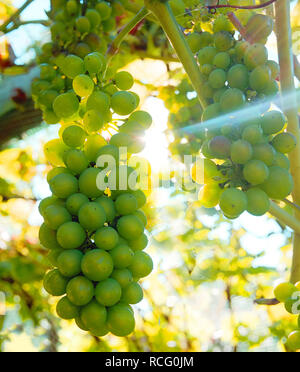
[275,0,300,284]
[269,202,300,235]
[144,0,208,110]
[0,0,34,33]
[254,298,280,306]
[207,0,278,11]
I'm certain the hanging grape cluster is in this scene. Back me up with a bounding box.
[187,13,297,219]
[33,0,154,337]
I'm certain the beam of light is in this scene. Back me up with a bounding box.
[177,89,300,137]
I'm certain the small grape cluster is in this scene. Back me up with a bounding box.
[34,0,154,337]
[188,14,297,218]
[274,282,300,351]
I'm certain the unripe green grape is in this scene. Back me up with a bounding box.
[213,52,231,69]
[95,278,122,307]
[66,0,78,15]
[274,282,297,302]
[43,110,60,125]
[243,159,269,185]
[244,43,268,70]
[272,132,297,154]
[84,134,107,162]
[61,55,85,79]
[40,64,56,81]
[89,324,109,338]
[246,188,270,216]
[86,91,110,116]
[47,248,64,267]
[262,79,279,97]
[83,110,104,133]
[107,303,135,337]
[266,60,280,80]
[214,31,234,52]
[62,125,87,148]
[75,316,89,331]
[133,210,147,227]
[39,196,65,217]
[198,46,217,65]
[50,173,79,199]
[111,91,137,116]
[231,139,253,164]
[111,269,133,288]
[79,168,103,198]
[56,296,79,320]
[43,269,69,296]
[249,65,271,92]
[209,136,231,159]
[32,79,51,96]
[260,111,286,135]
[117,215,144,240]
[273,152,290,169]
[208,69,226,89]
[200,64,214,76]
[44,205,72,230]
[76,16,91,34]
[73,74,94,97]
[115,71,134,91]
[95,196,116,223]
[198,183,223,209]
[86,9,101,28]
[66,193,89,215]
[202,82,215,99]
[128,233,148,251]
[261,166,294,200]
[219,188,248,217]
[227,64,249,91]
[252,143,276,166]
[122,282,143,305]
[119,121,145,136]
[110,244,134,269]
[186,32,204,53]
[39,223,62,250]
[213,87,227,103]
[287,331,300,351]
[57,222,86,249]
[64,149,89,175]
[96,1,112,20]
[67,276,94,306]
[53,92,79,119]
[84,33,106,53]
[57,250,83,278]
[242,125,264,145]
[220,88,246,112]
[115,193,138,215]
[128,251,153,279]
[81,249,114,281]
[78,202,106,231]
[131,190,147,208]
[285,298,300,315]
[81,300,107,332]
[102,17,116,32]
[51,75,65,91]
[244,14,274,43]
[84,53,104,75]
[73,42,92,59]
[94,227,119,250]
[47,167,71,183]
[39,90,59,109]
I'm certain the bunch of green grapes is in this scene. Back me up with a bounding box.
[187,13,297,218]
[34,0,154,337]
[274,282,300,351]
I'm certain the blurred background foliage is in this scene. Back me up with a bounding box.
[0,0,299,352]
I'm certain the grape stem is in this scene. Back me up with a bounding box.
[283,198,300,213]
[144,0,208,109]
[0,0,35,33]
[207,0,278,11]
[269,201,300,235]
[275,0,300,284]
[254,298,280,306]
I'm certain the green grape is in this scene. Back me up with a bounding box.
[86,9,101,28]
[115,71,134,91]
[62,125,87,148]
[57,250,83,277]
[83,110,104,133]
[249,65,271,92]
[86,91,110,116]
[96,1,112,21]
[56,296,79,320]
[287,331,300,351]
[95,196,116,223]
[220,88,246,112]
[198,46,217,65]
[78,202,106,231]
[131,190,147,208]
[95,278,122,307]
[200,64,214,76]
[89,324,109,337]
[96,144,120,166]
[61,54,85,79]
[50,173,79,199]
[208,136,231,159]
[272,132,297,154]
[67,276,94,306]
[43,110,60,125]
[66,0,78,15]
[119,121,145,136]
[66,193,89,215]
[227,64,249,91]
[47,167,71,183]
[73,74,94,97]
[84,52,104,75]
[57,222,86,249]
[107,303,135,337]
[44,205,72,230]
[187,32,204,53]
[53,92,79,119]
[133,210,147,227]
[44,139,70,167]
[262,79,279,97]
[252,143,276,166]
[115,193,138,215]
[80,300,107,331]
[274,282,297,303]
[84,134,107,162]
[122,282,143,305]
[260,111,285,135]
[81,249,113,281]
[246,188,270,216]
[261,166,294,200]
[208,69,226,89]
[76,16,91,33]
[242,125,264,145]
[39,90,59,109]
[244,14,274,43]
[219,188,248,217]
[213,52,231,70]
[111,91,137,116]
[111,269,133,289]
[75,316,89,332]
[64,149,89,175]
[285,298,300,315]
[110,244,134,269]
[214,31,234,52]
[79,168,102,198]
[94,227,119,251]
[243,159,269,185]
[202,82,215,100]
[117,215,144,240]
[273,152,290,169]
[39,223,62,250]
[128,251,153,279]
[39,196,65,217]
[244,43,268,70]
[47,248,64,267]
[32,79,51,96]
[40,64,56,81]
[128,111,152,130]
[230,140,253,165]
[213,87,228,103]
[266,60,280,80]
[128,233,148,251]
[84,33,105,52]
[43,269,69,296]
[198,183,222,209]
